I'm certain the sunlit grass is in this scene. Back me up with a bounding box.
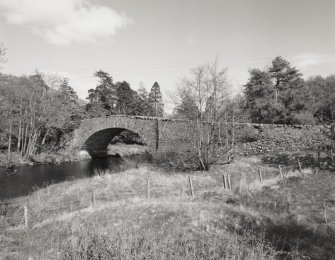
[1,157,334,259]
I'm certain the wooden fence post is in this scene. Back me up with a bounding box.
[258,168,263,182]
[147,177,150,200]
[91,187,95,208]
[298,159,302,173]
[188,176,194,197]
[324,202,328,225]
[279,165,283,179]
[227,173,232,191]
[317,149,320,167]
[222,174,227,190]
[24,205,28,230]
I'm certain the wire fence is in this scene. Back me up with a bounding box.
[0,155,328,232]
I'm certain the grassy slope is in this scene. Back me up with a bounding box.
[1,157,335,259]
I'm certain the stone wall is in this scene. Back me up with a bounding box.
[234,123,332,155]
[70,115,333,159]
[156,118,195,161]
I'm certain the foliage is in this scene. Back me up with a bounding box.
[86,74,159,117]
[86,70,116,115]
[115,81,137,115]
[244,57,308,124]
[0,43,6,64]
[174,90,199,120]
[174,59,233,170]
[148,82,164,117]
[303,75,335,123]
[136,83,154,116]
[0,72,84,162]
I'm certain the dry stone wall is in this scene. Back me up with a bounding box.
[234,123,332,155]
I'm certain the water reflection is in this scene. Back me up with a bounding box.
[0,154,149,199]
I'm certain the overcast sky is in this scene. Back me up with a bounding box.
[1,0,334,111]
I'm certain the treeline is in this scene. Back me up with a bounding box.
[0,73,83,162]
[86,70,164,118]
[244,56,335,125]
[174,56,335,125]
[0,68,164,164]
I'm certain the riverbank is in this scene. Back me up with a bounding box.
[0,144,151,173]
[1,156,334,259]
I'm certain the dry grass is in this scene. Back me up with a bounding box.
[1,156,334,259]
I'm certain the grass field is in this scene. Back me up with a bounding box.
[1,156,334,259]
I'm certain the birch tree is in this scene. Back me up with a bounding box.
[175,59,232,170]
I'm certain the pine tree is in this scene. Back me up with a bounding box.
[137,83,152,116]
[148,82,164,117]
[115,81,136,115]
[244,57,307,124]
[87,70,116,115]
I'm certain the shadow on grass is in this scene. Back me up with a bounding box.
[224,206,335,260]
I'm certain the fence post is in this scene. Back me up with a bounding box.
[318,149,320,167]
[24,205,28,230]
[188,176,194,197]
[227,173,232,191]
[279,165,283,179]
[147,177,150,200]
[324,202,328,225]
[222,174,227,190]
[298,159,302,173]
[258,168,263,182]
[91,187,95,208]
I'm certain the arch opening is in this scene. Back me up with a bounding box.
[81,128,147,159]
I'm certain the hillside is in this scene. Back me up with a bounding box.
[1,156,334,259]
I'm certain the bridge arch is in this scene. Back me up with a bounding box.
[71,116,159,157]
[81,128,146,158]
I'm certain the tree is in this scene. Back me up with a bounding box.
[115,81,136,115]
[174,59,232,170]
[148,82,164,117]
[86,70,116,115]
[304,75,335,123]
[244,56,309,124]
[0,43,6,64]
[0,72,83,160]
[136,82,153,116]
[244,69,279,123]
[174,90,199,120]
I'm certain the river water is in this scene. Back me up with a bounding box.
[0,155,149,200]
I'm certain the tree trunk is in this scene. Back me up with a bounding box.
[231,102,235,147]
[41,128,49,145]
[7,121,12,167]
[17,99,23,151]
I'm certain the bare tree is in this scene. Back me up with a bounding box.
[175,58,233,170]
[0,43,7,64]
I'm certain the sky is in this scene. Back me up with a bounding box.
[0,0,334,112]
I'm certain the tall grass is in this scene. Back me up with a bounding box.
[2,157,333,259]
[62,221,278,260]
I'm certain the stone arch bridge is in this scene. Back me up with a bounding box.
[70,115,332,159]
[70,115,193,158]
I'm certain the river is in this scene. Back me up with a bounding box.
[0,154,149,200]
